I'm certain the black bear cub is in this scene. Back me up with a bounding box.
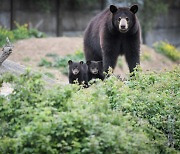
[68,60,88,86]
[86,61,105,81]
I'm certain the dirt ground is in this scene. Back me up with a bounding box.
[8,37,177,80]
[0,36,178,83]
[8,37,84,83]
[0,37,178,96]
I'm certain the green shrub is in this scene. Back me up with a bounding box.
[28,28,46,38]
[0,68,179,153]
[0,27,14,47]
[44,72,55,78]
[12,23,29,40]
[38,58,52,67]
[0,23,45,47]
[103,67,180,150]
[23,57,31,62]
[153,41,180,62]
[38,50,85,75]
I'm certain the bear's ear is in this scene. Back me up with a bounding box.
[80,61,84,65]
[68,60,72,65]
[110,5,117,14]
[130,4,138,14]
[86,61,91,65]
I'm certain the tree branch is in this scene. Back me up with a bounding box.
[0,37,13,66]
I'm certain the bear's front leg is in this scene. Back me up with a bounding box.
[102,51,119,73]
[99,73,105,80]
[125,49,140,73]
[100,30,120,74]
[69,77,74,84]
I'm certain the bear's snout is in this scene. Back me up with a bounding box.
[121,25,126,29]
[119,18,128,32]
[72,68,80,75]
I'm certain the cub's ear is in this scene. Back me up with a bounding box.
[130,4,138,14]
[80,61,84,64]
[68,60,72,65]
[110,5,117,13]
[86,61,91,65]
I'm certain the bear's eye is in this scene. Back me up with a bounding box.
[118,17,121,22]
[126,17,129,21]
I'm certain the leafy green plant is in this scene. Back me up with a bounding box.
[153,41,180,62]
[23,57,31,62]
[0,27,14,47]
[0,67,179,153]
[13,23,29,40]
[38,58,52,68]
[103,67,180,150]
[29,28,46,38]
[44,72,55,78]
[38,50,85,75]
[141,51,152,61]
[0,23,46,47]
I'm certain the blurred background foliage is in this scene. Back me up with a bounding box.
[0,0,179,46]
[0,23,45,47]
[30,0,99,11]
[29,0,172,43]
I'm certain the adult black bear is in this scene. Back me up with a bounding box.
[86,61,105,81]
[68,60,88,86]
[84,4,141,73]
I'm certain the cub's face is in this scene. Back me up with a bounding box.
[110,4,138,33]
[68,60,83,75]
[87,61,103,75]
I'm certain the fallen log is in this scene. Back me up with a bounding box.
[0,38,58,86]
[0,37,13,66]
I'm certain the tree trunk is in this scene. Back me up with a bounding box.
[0,38,13,66]
[10,0,15,30]
[0,60,57,86]
[56,0,63,36]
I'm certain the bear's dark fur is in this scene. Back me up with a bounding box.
[86,61,105,81]
[68,60,88,86]
[84,4,141,73]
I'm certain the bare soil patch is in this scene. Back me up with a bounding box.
[3,37,178,82]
